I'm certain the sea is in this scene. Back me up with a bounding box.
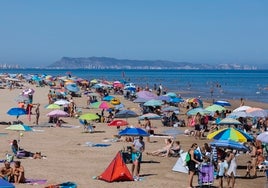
[2,69,268,103]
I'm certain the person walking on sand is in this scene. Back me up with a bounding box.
[143,117,152,142]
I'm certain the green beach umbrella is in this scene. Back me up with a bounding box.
[79,113,99,121]
[205,104,225,112]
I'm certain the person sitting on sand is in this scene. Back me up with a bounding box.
[146,138,174,157]
[0,160,13,182]
[13,161,25,183]
[167,140,181,157]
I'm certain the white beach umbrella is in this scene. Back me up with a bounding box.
[233,106,251,112]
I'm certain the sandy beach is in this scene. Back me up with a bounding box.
[0,81,267,188]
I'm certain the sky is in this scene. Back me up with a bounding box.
[0,0,267,67]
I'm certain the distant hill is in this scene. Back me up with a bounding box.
[47,56,257,70]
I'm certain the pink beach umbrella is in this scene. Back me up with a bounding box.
[46,110,69,118]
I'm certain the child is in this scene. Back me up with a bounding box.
[217,156,228,188]
[245,160,252,178]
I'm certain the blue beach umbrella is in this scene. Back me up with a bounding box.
[102,95,115,101]
[210,140,249,152]
[119,127,149,137]
[66,84,80,93]
[114,110,138,118]
[7,107,27,118]
[214,100,231,107]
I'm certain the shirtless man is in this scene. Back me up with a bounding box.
[0,161,13,182]
[13,161,25,183]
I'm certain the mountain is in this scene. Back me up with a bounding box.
[47,56,257,70]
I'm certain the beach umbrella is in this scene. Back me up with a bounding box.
[66,83,80,93]
[0,178,15,188]
[169,97,184,103]
[214,100,231,107]
[186,107,210,116]
[87,92,99,97]
[54,99,70,106]
[99,101,114,110]
[136,91,157,100]
[157,95,171,101]
[22,88,35,96]
[233,106,251,112]
[247,109,268,118]
[162,106,179,112]
[102,95,115,101]
[187,98,203,107]
[7,107,27,118]
[227,111,253,118]
[6,124,33,132]
[143,99,163,107]
[133,97,148,103]
[108,119,129,127]
[165,92,177,98]
[205,104,225,112]
[207,127,253,142]
[114,103,125,110]
[114,110,138,118]
[138,113,161,120]
[246,107,263,113]
[45,104,61,109]
[6,124,33,144]
[46,110,69,118]
[210,140,249,152]
[118,127,149,137]
[79,113,99,121]
[217,118,242,126]
[90,101,101,109]
[256,131,268,143]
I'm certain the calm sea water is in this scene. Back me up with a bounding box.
[2,69,268,103]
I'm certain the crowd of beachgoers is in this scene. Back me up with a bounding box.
[0,72,267,188]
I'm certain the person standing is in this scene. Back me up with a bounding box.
[226,149,237,188]
[131,136,145,181]
[187,143,201,188]
[249,142,257,177]
[35,103,40,125]
[143,117,152,142]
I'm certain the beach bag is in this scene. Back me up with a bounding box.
[6,153,14,162]
[185,152,191,165]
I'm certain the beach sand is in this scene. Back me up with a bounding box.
[0,82,267,188]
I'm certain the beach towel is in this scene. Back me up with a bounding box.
[25,178,47,185]
[85,142,111,147]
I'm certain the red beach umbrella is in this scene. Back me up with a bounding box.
[108,119,129,127]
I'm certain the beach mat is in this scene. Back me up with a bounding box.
[25,178,47,185]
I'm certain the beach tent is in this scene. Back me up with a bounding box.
[172,152,189,174]
[0,179,15,188]
[99,152,133,182]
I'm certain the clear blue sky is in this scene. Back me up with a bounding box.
[0,0,267,67]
